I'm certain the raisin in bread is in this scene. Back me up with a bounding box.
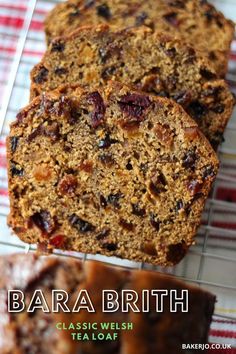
[0,253,215,354]
[30,25,235,149]
[44,0,235,77]
[8,82,219,266]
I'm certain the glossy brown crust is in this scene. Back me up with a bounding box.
[44,0,235,77]
[30,25,235,149]
[7,82,218,266]
[0,254,216,354]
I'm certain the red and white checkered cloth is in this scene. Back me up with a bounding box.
[0,0,236,351]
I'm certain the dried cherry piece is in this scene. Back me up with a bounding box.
[10,137,19,153]
[135,12,148,26]
[69,214,95,233]
[118,93,151,120]
[166,241,187,263]
[163,12,179,27]
[49,235,66,248]
[98,133,118,149]
[51,40,65,52]
[87,91,106,128]
[182,150,197,170]
[187,101,207,120]
[10,162,24,177]
[107,193,122,208]
[58,175,78,195]
[33,67,49,84]
[31,211,55,234]
[132,203,146,217]
[79,160,93,173]
[150,214,160,231]
[96,4,111,19]
[188,180,202,195]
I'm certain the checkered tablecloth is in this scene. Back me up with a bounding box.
[0,0,236,351]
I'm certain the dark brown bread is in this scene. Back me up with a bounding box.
[30,25,235,149]
[7,82,218,266]
[0,253,216,354]
[44,0,235,77]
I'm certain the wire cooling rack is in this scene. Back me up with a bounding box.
[0,0,236,345]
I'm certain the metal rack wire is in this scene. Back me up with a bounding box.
[0,0,236,337]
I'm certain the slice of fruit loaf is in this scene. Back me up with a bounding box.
[0,253,216,354]
[44,0,235,77]
[8,82,218,265]
[30,25,235,149]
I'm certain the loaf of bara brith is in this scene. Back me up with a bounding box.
[30,25,235,149]
[0,253,216,354]
[44,0,235,77]
[7,82,219,266]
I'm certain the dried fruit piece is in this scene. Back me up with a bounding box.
[101,241,117,251]
[100,195,107,208]
[143,242,158,257]
[142,242,157,256]
[135,12,148,26]
[132,203,146,217]
[187,101,207,120]
[54,67,68,76]
[182,150,197,170]
[184,127,199,140]
[107,193,122,208]
[119,219,134,231]
[154,123,173,147]
[79,160,93,173]
[87,91,106,128]
[150,214,160,231]
[10,162,24,177]
[166,241,187,263]
[99,153,115,166]
[69,214,95,232]
[203,165,216,179]
[31,211,55,234]
[98,133,118,148]
[49,235,66,248]
[163,12,179,27]
[149,171,167,196]
[188,180,202,195]
[118,93,151,120]
[96,4,111,19]
[33,67,49,84]
[58,175,77,195]
[10,137,19,153]
[96,229,110,240]
[51,40,65,52]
